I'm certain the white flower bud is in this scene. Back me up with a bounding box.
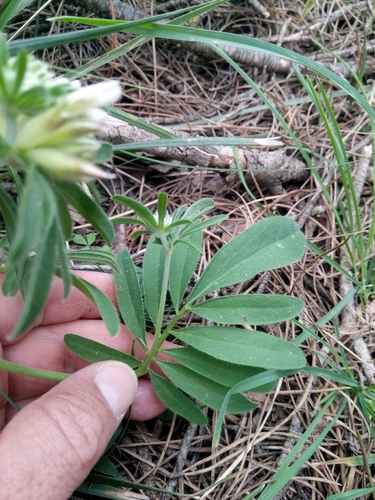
[25,148,116,182]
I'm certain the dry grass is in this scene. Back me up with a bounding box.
[5,0,375,498]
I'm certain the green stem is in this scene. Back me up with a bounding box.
[134,301,191,377]
[0,358,69,381]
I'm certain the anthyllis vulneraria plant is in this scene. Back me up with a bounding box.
[0,35,122,339]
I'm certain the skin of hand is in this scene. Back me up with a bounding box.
[0,272,171,500]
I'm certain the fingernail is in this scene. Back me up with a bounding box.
[95,362,138,419]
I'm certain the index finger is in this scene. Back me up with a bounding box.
[0,272,117,345]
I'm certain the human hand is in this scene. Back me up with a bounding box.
[0,272,167,500]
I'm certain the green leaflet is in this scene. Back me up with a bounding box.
[55,192,73,241]
[183,198,214,219]
[157,361,257,413]
[66,249,120,274]
[157,192,168,229]
[9,223,57,340]
[174,326,306,369]
[55,216,72,299]
[191,295,304,325]
[179,215,227,238]
[64,334,139,368]
[143,237,165,327]
[189,217,306,302]
[169,231,202,312]
[56,181,115,244]
[150,371,207,425]
[162,347,276,392]
[113,195,157,230]
[0,185,18,243]
[115,249,146,345]
[68,274,120,337]
[11,169,56,265]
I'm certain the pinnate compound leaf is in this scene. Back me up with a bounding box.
[56,181,115,244]
[64,334,139,368]
[169,231,202,311]
[174,326,306,369]
[9,223,57,340]
[150,371,207,425]
[143,237,165,327]
[191,295,304,325]
[115,249,146,344]
[68,274,120,337]
[162,347,275,392]
[112,195,158,230]
[157,361,257,413]
[189,217,306,302]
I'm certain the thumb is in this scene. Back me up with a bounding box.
[0,361,138,500]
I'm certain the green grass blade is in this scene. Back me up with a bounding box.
[113,136,283,151]
[101,23,375,122]
[106,106,177,139]
[326,488,375,500]
[63,0,229,78]
[258,394,346,500]
[0,0,26,30]
[214,369,301,445]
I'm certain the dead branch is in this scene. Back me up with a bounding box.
[161,422,198,500]
[75,0,146,20]
[99,114,308,189]
[72,0,375,79]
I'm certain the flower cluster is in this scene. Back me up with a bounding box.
[0,37,121,181]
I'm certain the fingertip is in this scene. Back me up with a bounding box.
[95,362,138,419]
